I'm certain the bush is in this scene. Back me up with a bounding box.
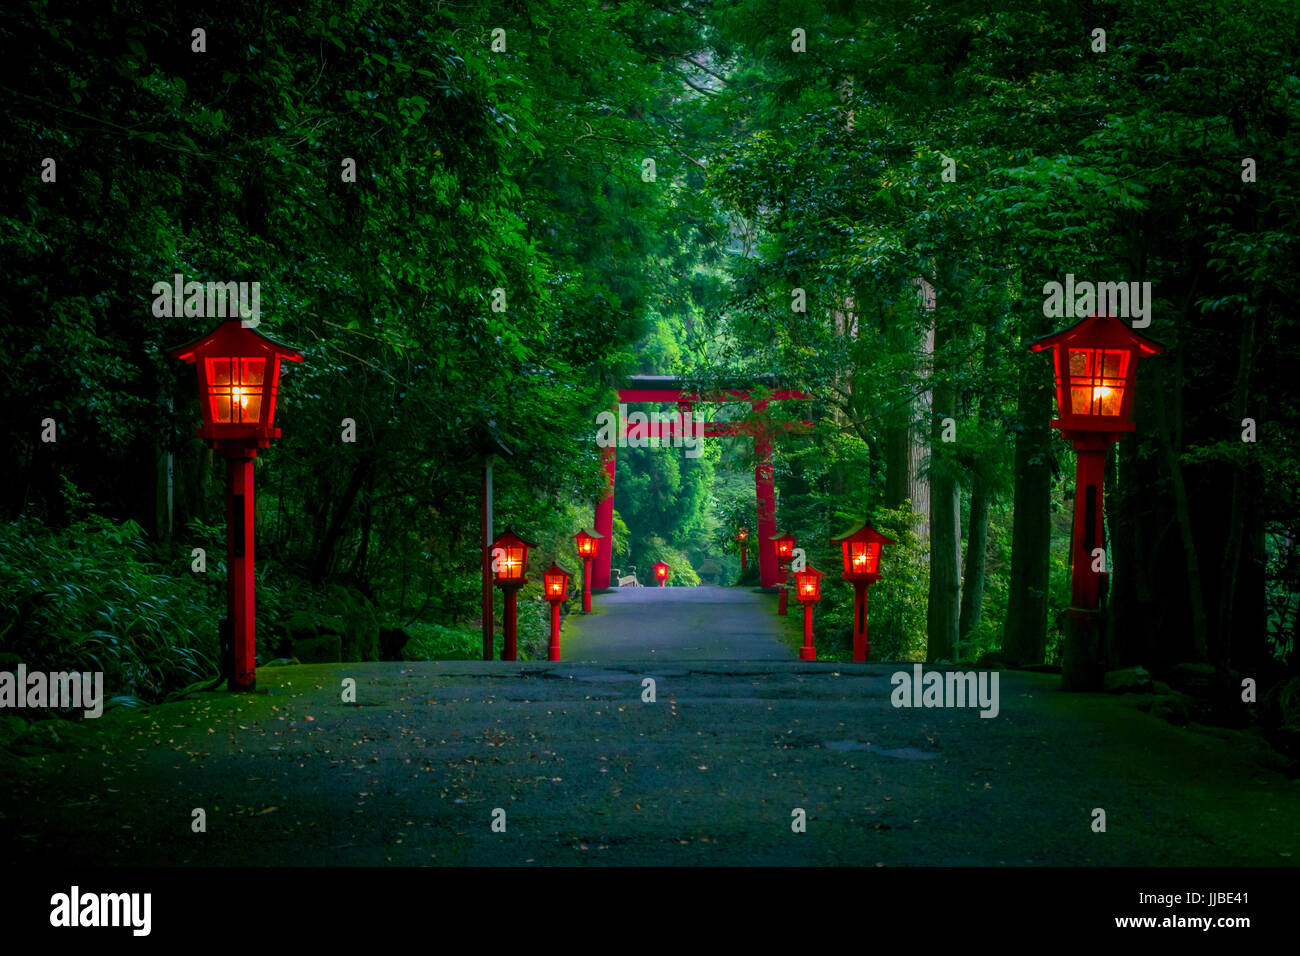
[0,515,223,702]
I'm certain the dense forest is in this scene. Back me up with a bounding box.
[3,0,1297,728]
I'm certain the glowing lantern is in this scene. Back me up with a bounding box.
[1030,313,1164,436]
[542,562,571,662]
[491,527,535,586]
[572,528,603,613]
[836,523,895,583]
[792,565,825,661]
[735,527,750,572]
[1031,313,1164,690]
[169,318,303,693]
[491,527,536,661]
[793,566,825,604]
[169,318,303,450]
[772,531,797,615]
[833,522,896,662]
[653,561,671,586]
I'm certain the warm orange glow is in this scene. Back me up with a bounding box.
[206,357,265,424]
[1065,348,1128,417]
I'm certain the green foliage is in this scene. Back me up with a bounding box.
[0,515,221,700]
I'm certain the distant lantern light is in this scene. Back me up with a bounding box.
[542,561,570,662]
[793,565,825,661]
[543,563,571,599]
[793,565,825,604]
[491,527,536,662]
[573,528,602,558]
[572,527,603,613]
[773,532,796,562]
[653,561,671,586]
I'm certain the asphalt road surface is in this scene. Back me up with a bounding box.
[5,652,1298,866]
[561,584,792,661]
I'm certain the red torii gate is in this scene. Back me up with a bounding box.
[592,376,810,590]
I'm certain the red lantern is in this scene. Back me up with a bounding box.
[573,528,601,558]
[169,318,303,693]
[653,561,671,586]
[1031,314,1164,689]
[169,319,303,452]
[735,527,750,572]
[1029,313,1164,437]
[573,528,603,613]
[543,563,571,600]
[835,523,895,582]
[542,562,570,662]
[833,522,896,662]
[792,565,824,661]
[793,565,824,604]
[772,532,796,562]
[491,527,535,585]
[491,527,536,662]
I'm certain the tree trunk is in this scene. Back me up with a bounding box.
[310,458,371,584]
[926,308,961,663]
[959,473,990,647]
[1002,349,1053,665]
[1217,313,1255,668]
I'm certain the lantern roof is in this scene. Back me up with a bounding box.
[1029,312,1164,357]
[772,530,796,541]
[653,560,671,571]
[832,521,896,546]
[794,565,826,579]
[543,562,571,577]
[573,527,603,541]
[169,318,304,364]
[492,526,538,550]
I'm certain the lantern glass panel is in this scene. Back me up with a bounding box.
[845,541,880,575]
[1066,348,1128,418]
[206,357,266,425]
[497,546,525,580]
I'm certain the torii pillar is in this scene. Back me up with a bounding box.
[590,381,803,590]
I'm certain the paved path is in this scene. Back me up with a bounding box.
[5,660,1298,866]
[561,585,791,661]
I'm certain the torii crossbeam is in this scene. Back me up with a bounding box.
[593,376,811,589]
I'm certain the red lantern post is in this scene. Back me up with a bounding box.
[491,527,536,661]
[653,560,671,587]
[773,531,796,615]
[833,522,896,662]
[792,565,825,661]
[573,528,602,613]
[735,527,749,573]
[170,319,302,692]
[1030,313,1163,689]
[542,563,571,661]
